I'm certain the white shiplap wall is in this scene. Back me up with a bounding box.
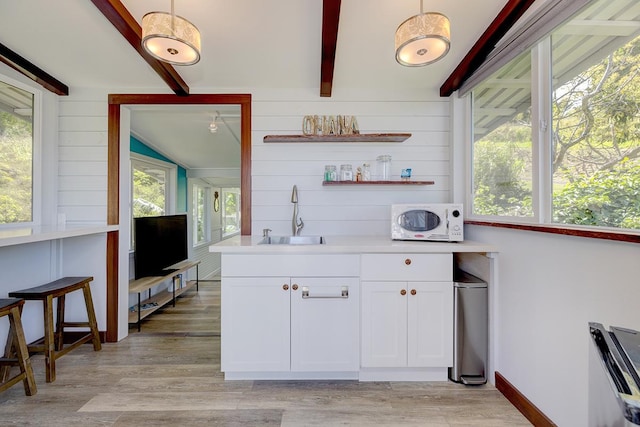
[56,88,454,237]
[250,90,452,236]
[58,90,109,224]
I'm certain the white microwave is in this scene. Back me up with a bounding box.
[391,203,464,242]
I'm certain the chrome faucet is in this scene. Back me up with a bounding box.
[291,185,304,236]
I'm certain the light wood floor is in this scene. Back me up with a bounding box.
[0,280,531,426]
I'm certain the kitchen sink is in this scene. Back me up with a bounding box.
[259,235,326,245]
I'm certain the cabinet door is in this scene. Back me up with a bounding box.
[290,277,359,372]
[221,277,290,372]
[407,281,453,367]
[361,281,407,367]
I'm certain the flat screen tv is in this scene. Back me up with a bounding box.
[134,214,188,279]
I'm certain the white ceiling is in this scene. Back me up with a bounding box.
[127,104,241,171]
[0,0,510,178]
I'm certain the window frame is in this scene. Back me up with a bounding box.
[462,0,640,243]
[221,187,241,239]
[0,73,42,228]
[463,35,640,243]
[469,48,538,223]
[192,182,210,247]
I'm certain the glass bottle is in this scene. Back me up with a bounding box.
[362,163,371,181]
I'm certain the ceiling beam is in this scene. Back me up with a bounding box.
[320,0,342,97]
[440,0,536,97]
[0,42,69,96]
[90,0,190,96]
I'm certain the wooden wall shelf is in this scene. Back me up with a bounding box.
[323,180,434,186]
[263,133,412,143]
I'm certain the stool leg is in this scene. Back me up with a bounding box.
[82,284,102,351]
[0,317,16,383]
[55,295,66,352]
[8,306,37,395]
[43,295,56,383]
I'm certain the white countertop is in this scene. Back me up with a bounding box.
[0,224,119,248]
[210,235,497,254]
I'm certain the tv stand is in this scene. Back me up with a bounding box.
[128,260,200,331]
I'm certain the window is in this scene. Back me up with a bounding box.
[472,50,534,218]
[469,0,640,232]
[193,184,208,245]
[551,29,640,229]
[222,188,241,237]
[0,77,37,225]
[131,157,168,218]
[130,154,176,249]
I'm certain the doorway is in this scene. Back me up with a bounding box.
[105,93,252,342]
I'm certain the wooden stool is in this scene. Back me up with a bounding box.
[0,298,37,395]
[9,277,102,383]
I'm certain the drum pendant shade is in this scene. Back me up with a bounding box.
[395,9,450,66]
[141,1,201,66]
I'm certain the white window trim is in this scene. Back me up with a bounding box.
[534,38,553,224]
[192,182,211,247]
[130,153,177,215]
[221,187,241,239]
[0,73,42,228]
[465,85,542,225]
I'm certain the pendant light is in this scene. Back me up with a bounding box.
[141,0,201,66]
[395,0,450,66]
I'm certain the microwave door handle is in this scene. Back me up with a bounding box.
[445,209,450,234]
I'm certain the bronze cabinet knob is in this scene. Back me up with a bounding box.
[283,284,289,291]
[410,289,417,296]
[400,289,407,296]
[292,284,299,291]
[405,258,411,265]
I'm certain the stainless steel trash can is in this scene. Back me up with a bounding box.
[449,270,488,385]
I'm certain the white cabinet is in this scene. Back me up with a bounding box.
[221,277,290,372]
[361,254,453,370]
[360,281,406,367]
[221,254,360,377]
[290,277,359,372]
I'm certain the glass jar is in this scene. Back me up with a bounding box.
[376,155,392,181]
[324,165,337,182]
[340,164,353,181]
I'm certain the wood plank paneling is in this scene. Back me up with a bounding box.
[249,94,451,236]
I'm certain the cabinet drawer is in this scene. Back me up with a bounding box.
[361,253,452,281]
[222,254,360,277]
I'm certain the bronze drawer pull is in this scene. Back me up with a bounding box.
[405,258,411,265]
